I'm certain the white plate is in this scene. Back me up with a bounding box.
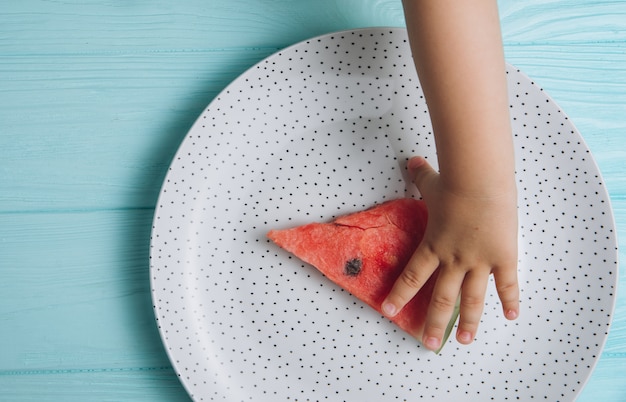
[150,28,618,401]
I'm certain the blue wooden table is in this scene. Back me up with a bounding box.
[1,1,624,400]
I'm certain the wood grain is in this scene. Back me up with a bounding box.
[1,369,190,402]
[0,210,166,370]
[1,0,624,400]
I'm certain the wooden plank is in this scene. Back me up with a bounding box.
[0,0,405,54]
[0,368,189,402]
[0,209,172,371]
[0,50,270,212]
[500,0,626,44]
[2,0,624,55]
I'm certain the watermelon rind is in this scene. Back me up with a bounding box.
[435,295,461,354]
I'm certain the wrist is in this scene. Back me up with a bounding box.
[438,161,517,201]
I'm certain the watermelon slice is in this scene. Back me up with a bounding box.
[267,198,460,353]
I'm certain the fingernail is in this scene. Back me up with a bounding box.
[382,302,397,317]
[505,309,518,320]
[424,336,441,350]
[458,330,472,343]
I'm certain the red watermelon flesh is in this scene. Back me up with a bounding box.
[267,198,459,352]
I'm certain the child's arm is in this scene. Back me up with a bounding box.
[382,0,520,351]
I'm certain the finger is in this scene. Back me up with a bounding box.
[456,269,490,344]
[381,243,439,318]
[407,156,437,195]
[493,264,520,320]
[422,267,465,351]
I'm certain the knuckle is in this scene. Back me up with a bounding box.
[429,293,458,312]
[399,268,425,291]
[461,293,484,309]
[496,280,519,301]
[458,318,478,330]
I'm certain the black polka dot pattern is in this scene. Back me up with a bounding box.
[150,28,617,401]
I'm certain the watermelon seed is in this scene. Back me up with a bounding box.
[344,258,362,276]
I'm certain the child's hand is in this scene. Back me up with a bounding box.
[382,156,519,351]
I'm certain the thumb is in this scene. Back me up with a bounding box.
[407,156,437,194]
